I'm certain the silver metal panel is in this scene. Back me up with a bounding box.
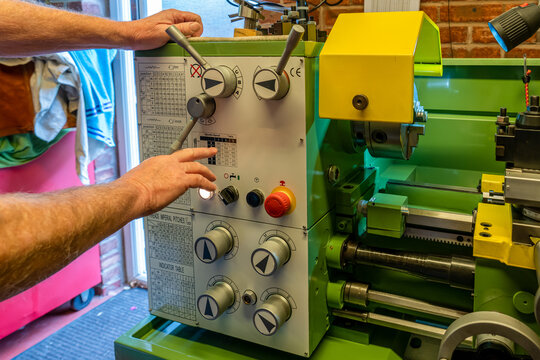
[505,168,540,207]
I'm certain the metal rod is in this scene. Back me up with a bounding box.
[332,309,473,348]
[386,180,480,195]
[169,117,198,154]
[276,25,304,76]
[166,25,209,70]
[343,242,475,290]
[343,281,466,320]
[367,289,467,320]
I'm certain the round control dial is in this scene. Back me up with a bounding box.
[218,185,239,206]
[197,282,235,320]
[194,226,233,263]
[253,294,291,336]
[253,67,289,100]
[246,189,265,207]
[202,65,237,98]
[251,236,291,276]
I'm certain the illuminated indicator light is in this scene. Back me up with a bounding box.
[198,188,214,200]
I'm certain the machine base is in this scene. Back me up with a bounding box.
[114,315,401,360]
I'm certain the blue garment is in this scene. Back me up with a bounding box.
[70,49,117,147]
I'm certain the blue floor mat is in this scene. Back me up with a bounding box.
[15,288,148,360]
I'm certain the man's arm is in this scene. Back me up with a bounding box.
[0,147,217,301]
[0,0,203,56]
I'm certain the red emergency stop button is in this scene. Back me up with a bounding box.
[264,187,295,218]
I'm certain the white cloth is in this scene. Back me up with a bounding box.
[0,54,104,185]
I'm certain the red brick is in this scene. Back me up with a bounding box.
[99,238,119,256]
[504,46,540,58]
[260,9,283,25]
[451,26,468,43]
[472,25,496,44]
[452,45,470,58]
[449,4,504,22]
[323,6,363,28]
[441,44,453,58]
[440,3,448,22]
[95,280,123,296]
[101,263,123,284]
[420,4,439,22]
[101,251,122,270]
[470,45,501,58]
[439,25,449,43]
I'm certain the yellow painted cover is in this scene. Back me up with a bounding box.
[319,12,441,123]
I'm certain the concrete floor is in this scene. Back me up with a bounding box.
[0,292,117,359]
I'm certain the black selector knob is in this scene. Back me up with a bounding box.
[246,189,265,207]
[218,186,239,205]
[517,95,540,129]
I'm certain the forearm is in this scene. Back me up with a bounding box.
[0,180,141,301]
[0,0,130,56]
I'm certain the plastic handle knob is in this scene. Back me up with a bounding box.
[276,25,305,75]
[264,192,291,218]
[166,25,209,70]
[197,282,235,320]
[253,294,291,336]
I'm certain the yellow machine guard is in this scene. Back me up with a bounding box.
[474,203,538,270]
[319,11,442,123]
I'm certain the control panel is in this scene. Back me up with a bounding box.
[136,36,330,357]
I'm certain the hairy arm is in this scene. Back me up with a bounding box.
[0,147,217,301]
[0,0,203,56]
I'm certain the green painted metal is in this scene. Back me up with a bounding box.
[326,281,346,310]
[124,43,540,359]
[115,316,402,360]
[136,40,324,58]
[306,55,371,228]
[307,212,333,354]
[474,259,539,355]
[416,59,540,116]
[407,114,505,175]
[334,169,376,217]
[513,291,536,315]
[366,193,407,238]
[325,234,348,270]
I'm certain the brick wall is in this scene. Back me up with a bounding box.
[94,148,125,296]
[264,1,540,58]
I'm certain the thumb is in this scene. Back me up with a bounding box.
[174,22,203,37]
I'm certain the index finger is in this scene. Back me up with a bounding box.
[173,147,217,162]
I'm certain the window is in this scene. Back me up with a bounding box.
[116,0,239,282]
[161,1,237,37]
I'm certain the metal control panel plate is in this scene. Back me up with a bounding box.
[145,210,311,356]
[136,56,310,229]
[137,54,318,356]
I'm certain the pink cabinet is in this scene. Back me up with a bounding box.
[0,132,102,339]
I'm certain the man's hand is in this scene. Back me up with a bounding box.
[125,9,203,51]
[118,147,217,217]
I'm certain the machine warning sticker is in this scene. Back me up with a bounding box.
[194,133,237,167]
[146,211,196,321]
